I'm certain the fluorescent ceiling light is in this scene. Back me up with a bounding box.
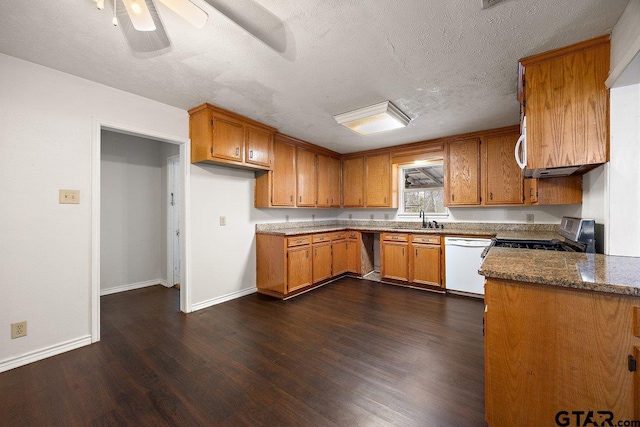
[334,101,411,135]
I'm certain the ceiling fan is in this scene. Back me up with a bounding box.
[93,0,288,55]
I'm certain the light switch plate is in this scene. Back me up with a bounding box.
[59,189,80,204]
[219,216,226,226]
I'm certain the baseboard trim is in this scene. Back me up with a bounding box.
[0,335,92,373]
[191,287,257,312]
[100,279,167,296]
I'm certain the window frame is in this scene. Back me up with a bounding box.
[396,161,449,218]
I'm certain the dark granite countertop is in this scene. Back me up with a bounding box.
[479,247,640,297]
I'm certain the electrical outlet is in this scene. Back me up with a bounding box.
[11,321,27,339]
[285,215,289,222]
[370,214,374,220]
[59,189,80,204]
[312,214,315,221]
[384,214,389,220]
[219,216,226,226]
[526,214,534,223]
[348,214,352,220]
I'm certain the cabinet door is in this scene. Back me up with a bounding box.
[271,139,296,206]
[287,246,311,293]
[381,242,408,282]
[342,156,365,207]
[332,240,348,276]
[296,147,316,207]
[211,115,244,161]
[317,154,341,208]
[245,124,272,168]
[484,133,524,205]
[365,153,391,207]
[411,244,441,287]
[525,41,609,169]
[445,139,481,206]
[312,243,332,284]
[346,235,360,274]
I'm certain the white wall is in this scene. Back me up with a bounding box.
[100,131,179,294]
[0,54,188,372]
[189,162,340,309]
[608,0,640,86]
[607,83,640,256]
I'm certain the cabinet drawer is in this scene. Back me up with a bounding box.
[312,233,331,243]
[412,235,441,245]
[347,231,360,240]
[332,231,347,241]
[382,233,409,242]
[287,236,311,247]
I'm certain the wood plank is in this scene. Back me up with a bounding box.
[0,281,486,426]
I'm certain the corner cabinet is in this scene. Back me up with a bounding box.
[255,133,342,209]
[519,35,610,172]
[256,231,361,299]
[189,103,275,170]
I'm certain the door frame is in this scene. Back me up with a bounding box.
[167,154,181,288]
[91,118,191,343]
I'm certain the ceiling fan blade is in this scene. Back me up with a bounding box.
[122,0,156,31]
[156,0,208,29]
[202,0,287,53]
[115,0,171,54]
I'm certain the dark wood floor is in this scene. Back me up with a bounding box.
[0,278,485,426]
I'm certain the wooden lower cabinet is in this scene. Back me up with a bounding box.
[286,244,311,293]
[312,242,332,284]
[485,278,640,426]
[346,231,361,274]
[409,234,442,288]
[332,239,348,276]
[381,233,409,282]
[256,231,362,298]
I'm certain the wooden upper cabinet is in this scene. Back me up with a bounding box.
[189,103,275,171]
[296,147,317,207]
[484,133,524,205]
[445,139,481,206]
[342,156,365,207]
[270,138,296,206]
[520,35,610,170]
[211,115,244,161]
[245,124,272,167]
[317,154,341,208]
[365,152,392,207]
[525,176,582,205]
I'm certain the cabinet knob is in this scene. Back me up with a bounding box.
[452,194,455,201]
[235,147,240,156]
[249,150,253,159]
[490,192,493,200]
[299,196,302,203]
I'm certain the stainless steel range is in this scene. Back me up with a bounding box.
[488,217,596,254]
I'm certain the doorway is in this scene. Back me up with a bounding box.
[91,120,190,343]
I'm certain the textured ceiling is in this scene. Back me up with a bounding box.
[0,0,630,153]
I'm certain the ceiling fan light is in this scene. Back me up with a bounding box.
[156,0,208,29]
[334,101,411,135]
[122,0,156,31]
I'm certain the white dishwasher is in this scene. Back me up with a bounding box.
[444,237,492,296]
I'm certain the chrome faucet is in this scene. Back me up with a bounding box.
[419,210,427,228]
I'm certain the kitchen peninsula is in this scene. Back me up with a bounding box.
[480,248,640,425]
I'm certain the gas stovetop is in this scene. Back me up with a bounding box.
[484,217,596,257]
[492,239,574,251]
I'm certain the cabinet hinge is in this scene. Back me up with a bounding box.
[629,354,637,372]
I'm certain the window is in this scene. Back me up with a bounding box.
[398,161,446,215]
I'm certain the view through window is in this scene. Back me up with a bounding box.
[400,162,446,214]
